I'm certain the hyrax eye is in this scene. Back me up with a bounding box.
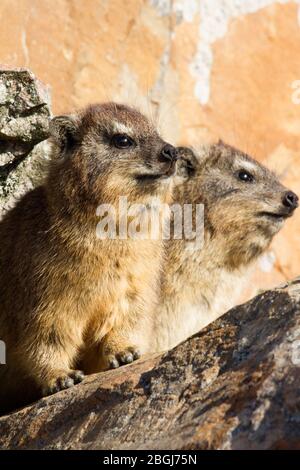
[238,170,254,183]
[111,134,135,149]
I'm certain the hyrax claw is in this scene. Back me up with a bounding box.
[42,370,85,396]
[107,347,141,369]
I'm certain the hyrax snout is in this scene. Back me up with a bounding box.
[0,102,177,414]
[281,190,298,211]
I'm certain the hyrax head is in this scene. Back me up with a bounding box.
[175,141,298,268]
[49,103,178,205]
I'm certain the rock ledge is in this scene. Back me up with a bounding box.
[0,279,299,450]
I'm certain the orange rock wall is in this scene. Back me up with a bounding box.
[1,0,300,298]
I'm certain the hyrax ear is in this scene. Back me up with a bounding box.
[49,115,80,152]
[176,147,199,178]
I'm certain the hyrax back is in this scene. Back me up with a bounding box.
[153,142,298,352]
[0,102,178,413]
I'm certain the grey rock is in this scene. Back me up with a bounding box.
[0,68,51,218]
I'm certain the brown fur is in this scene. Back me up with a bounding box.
[152,142,298,352]
[0,102,177,414]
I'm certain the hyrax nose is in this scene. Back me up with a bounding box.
[159,144,178,163]
[282,190,299,211]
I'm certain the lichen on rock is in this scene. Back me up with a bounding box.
[0,68,51,217]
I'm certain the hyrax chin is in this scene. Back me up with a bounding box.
[153,142,298,352]
[0,102,178,413]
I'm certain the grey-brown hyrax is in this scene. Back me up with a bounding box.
[152,142,298,352]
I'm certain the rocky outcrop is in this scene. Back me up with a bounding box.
[0,68,51,217]
[0,279,299,450]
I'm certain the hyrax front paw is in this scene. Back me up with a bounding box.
[42,369,85,396]
[107,346,141,369]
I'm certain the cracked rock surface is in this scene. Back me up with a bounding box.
[0,68,51,217]
[0,279,299,450]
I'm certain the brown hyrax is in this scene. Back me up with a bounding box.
[153,142,298,352]
[0,102,178,413]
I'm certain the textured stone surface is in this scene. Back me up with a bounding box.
[0,68,51,216]
[0,279,299,450]
[0,0,299,298]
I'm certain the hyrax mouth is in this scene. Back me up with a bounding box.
[257,190,298,222]
[136,157,177,183]
[257,211,290,221]
[161,159,177,178]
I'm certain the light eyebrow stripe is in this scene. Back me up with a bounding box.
[112,121,134,135]
[236,159,257,173]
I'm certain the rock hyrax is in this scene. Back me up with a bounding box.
[153,142,298,352]
[0,102,178,413]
